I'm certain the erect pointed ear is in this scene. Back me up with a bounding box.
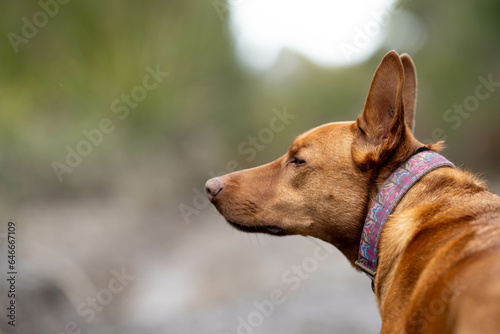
[353,50,406,169]
[400,53,417,133]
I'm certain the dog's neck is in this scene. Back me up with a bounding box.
[329,139,424,266]
[355,149,454,279]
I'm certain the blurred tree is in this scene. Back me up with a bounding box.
[0,0,498,202]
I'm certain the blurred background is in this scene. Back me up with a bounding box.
[0,0,499,333]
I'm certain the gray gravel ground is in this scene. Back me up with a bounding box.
[0,188,382,334]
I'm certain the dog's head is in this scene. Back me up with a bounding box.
[206,51,433,261]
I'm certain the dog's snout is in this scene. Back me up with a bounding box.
[205,177,223,200]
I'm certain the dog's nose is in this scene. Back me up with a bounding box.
[205,177,223,200]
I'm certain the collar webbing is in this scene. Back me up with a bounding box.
[355,150,455,280]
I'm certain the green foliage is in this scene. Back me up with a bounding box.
[0,0,499,198]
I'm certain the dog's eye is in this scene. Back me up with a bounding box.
[291,157,306,166]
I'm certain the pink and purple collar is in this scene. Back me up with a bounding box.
[355,149,454,280]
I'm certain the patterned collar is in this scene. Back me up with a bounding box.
[355,149,454,281]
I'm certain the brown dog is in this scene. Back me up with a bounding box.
[205,51,500,333]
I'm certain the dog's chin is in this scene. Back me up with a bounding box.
[227,220,288,236]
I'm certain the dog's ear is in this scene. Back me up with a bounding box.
[353,50,407,169]
[401,53,417,133]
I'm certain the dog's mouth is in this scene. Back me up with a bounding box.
[227,220,288,236]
